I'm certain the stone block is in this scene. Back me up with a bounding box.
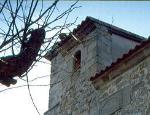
[100,90,122,115]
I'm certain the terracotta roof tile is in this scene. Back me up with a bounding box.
[90,39,150,81]
[45,16,146,60]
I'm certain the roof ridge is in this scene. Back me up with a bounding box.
[45,16,147,61]
[87,16,146,42]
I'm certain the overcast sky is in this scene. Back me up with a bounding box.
[0,1,150,115]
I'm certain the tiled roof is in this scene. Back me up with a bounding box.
[45,16,146,60]
[88,16,146,42]
[45,17,96,60]
[90,39,150,81]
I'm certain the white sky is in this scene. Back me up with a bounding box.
[0,58,50,115]
[0,1,150,115]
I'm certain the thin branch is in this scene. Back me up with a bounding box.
[26,74,41,115]
[0,0,8,13]
[0,84,50,93]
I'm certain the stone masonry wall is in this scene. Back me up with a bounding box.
[45,48,150,115]
[44,27,146,115]
[97,55,150,115]
[95,24,138,72]
[45,29,99,115]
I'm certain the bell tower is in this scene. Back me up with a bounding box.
[44,17,144,115]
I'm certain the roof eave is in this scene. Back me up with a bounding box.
[90,40,150,89]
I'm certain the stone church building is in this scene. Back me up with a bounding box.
[45,17,150,115]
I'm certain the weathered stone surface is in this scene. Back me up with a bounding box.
[44,22,148,115]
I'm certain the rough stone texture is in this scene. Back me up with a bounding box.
[95,24,138,72]
[44,25,146,115]
[97,56,150,115]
